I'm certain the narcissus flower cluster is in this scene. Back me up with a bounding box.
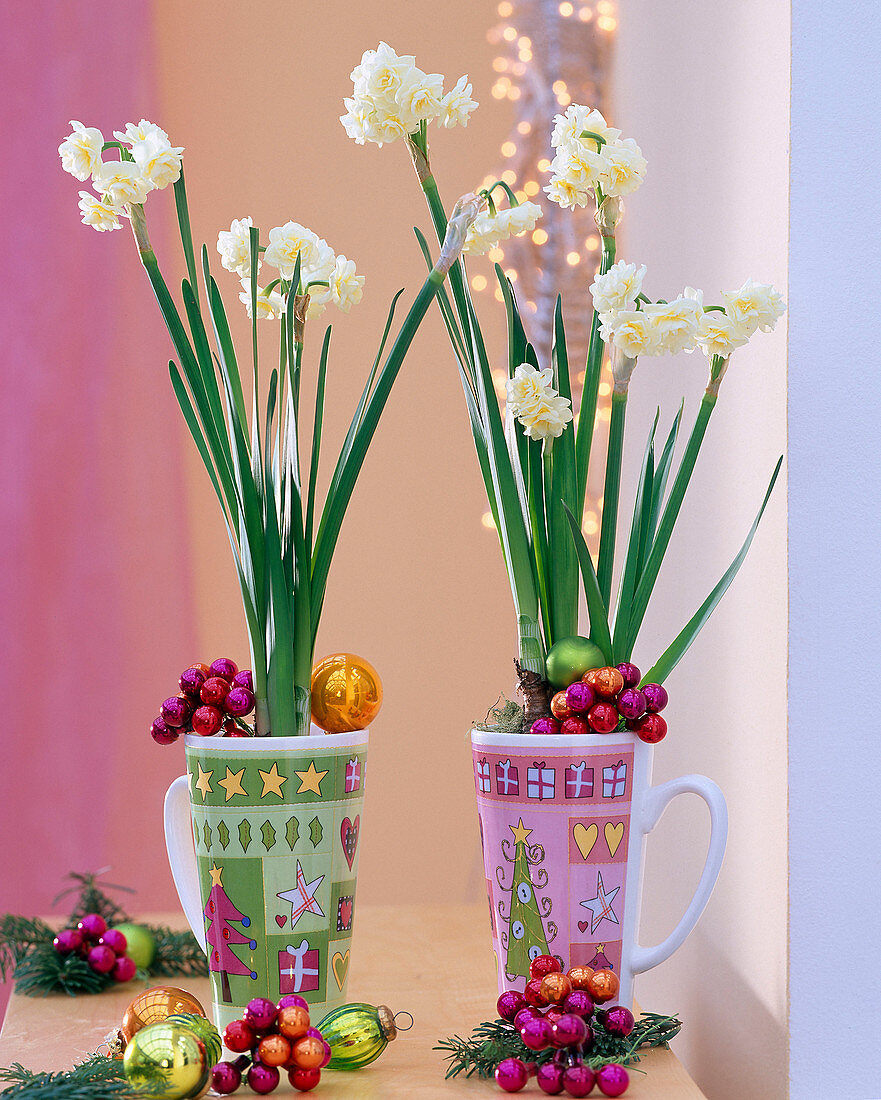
[463,201,543,256]
[60,119,183,232]
[545,105,647,209]
[506,363,574,441]
[340,41,477,146]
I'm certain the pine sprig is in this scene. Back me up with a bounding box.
[56,873,133,927]
[0,1056,137,1099]
[434,1011,682,1080]
[0,917,55,983]
[12,947,108,998]
[148,926,208,978]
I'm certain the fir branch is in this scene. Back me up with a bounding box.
[434,1011,682,1080]
[0,1056,137,1098]
[13,946,108,997]
[56,873,133,927]
[147,926,208,978]
[0,916,55,983]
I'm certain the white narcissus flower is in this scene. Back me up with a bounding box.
[351,41,416,100]
[643,295,703,354]
[551,104,620,150]
[131,133,184,191]
[439,76,478,128]
[463,201,542,255]
[601,310,663,359]
[590,260,647,316]
[59,121,105,181]
[518,394,574,440]
[113,119,171,145]
[329,255,365,313]
[695,311,752,359]
[395,70,445,131]
[721,278,786,335]
[543,175,589,211]
[264,222,322,279]
[239,279,286,321]
[600,137,648,197]
[77,191,122,231]
[217,217,258,277]
[546,104,647,209]
[506,363,556,416]
[91,161,153,207]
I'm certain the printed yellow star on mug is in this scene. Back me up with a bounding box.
[194,763,213,801]
[258,762,287,798]
[218,766,247,802]
[208,863,224,887]
[509,818,533,845]
[295,760,328,795]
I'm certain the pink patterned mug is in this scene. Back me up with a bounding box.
[471,729,727,1007]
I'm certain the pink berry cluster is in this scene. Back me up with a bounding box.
[53,914,137,983]
[533,664,669,745]
[212,995,331,1095]
[151,658,257,744]
[494,955,631,1097]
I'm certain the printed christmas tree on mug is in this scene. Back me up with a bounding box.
[341,43,786,737]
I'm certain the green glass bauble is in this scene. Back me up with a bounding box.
[165,1014,222,1069]
[545,636,606,689]
[315,1003,397,1071]
[123,1022,209,1099]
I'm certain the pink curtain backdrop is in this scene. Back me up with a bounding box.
[0,1,195,948]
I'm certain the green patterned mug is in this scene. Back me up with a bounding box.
[164,731,367,1033]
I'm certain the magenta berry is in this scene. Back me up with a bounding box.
[551,1013,588,1048]
[641,682,668,713]
[247,1063,280,1094]
[87,944,115,973]
[563,1064,597,1097]
[53,929,83,955]
[565,681,595,713]
[603,1005,635,1037]
[616,662,641,688]
[232,669,254,693]
[530,716,561,737]
[98,929,127,955]
[224,686,256,717]
[520,1015,554,1051]
[563,989,594,1018]
[77,914,107,941]
[200,676,231,707]
[150,716,179,745]
[244,996,278,1031]
[495,1057,529,1092]
[160,696,191,729]
[211,1062,242,1095]
[616,687,646,721]
[596,1063,629,1096]
[514,1006,542,1030]
[497,989,528,1022]
[179,667,207,697]
[209,657,239,681]
[111,955,137,982]
[278,993,309,1010]
[537,1061,565,1095]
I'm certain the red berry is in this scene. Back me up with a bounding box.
[209,657,239,681]
[560,716,590,736]
[53,929,83,954]
[529,954,562,980]
[630,713,667,744]
[201,676,231,707]
[161,696,192,728]
[587,701,619,733]
[150,716,179,745]
[192,704,223,736]
[111,955,137,982]
[77,914,107,941]
[179,667,207,697]
[225,686,256,717]
[87,944,115,973]
[223,1019,255,1053]
[288,1067,321,1092]
[523,976,550,1008]
[98,929,127,955]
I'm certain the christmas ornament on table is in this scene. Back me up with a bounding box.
[342,40,781,1008]
[60,113,480,1030]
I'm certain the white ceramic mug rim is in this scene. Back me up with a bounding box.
[471,728,641,750]
[182,728,369,753]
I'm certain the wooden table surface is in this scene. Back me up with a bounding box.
[0,906,706,1098]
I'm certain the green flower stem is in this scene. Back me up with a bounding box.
[624,388,718,658]
[575,231,616,518]
[596,387,628,606]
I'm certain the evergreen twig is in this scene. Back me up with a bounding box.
[56,873,133,927]
[0,1057,138,1099]
[434,1011,682,1080]
[148,926,208,978]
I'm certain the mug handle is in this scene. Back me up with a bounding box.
[163,775,207,952]
[631,774,728,975]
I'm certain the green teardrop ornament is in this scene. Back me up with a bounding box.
[314,1003,398,1070]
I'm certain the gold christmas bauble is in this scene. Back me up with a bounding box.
[124,1022,209,1099]
[310,653,382,733]
[122,987,207,1043]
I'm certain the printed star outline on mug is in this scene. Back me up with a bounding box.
[295,760,328,795]
[208,862,224,887]
[258,762,287,798]
[580,870,621,934]
[277,861,325,928]
[194,763,213,801]
[218,766,248,801]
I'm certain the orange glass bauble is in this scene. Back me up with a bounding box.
[277,1004,310,1040]
[539,972,572,1005]
[587,968,620,1004]
[310,653,383,734]
[121,986,207,1042]
[566,966,595,991]
[257,1034,292,1067]
[291,1035,326,1070]
[593,667,625,699]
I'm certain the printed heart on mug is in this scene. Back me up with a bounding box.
[331,949,350,990]
[341,816,360,870]
[578,920,590,934]
[275,914,287,928]
[573,822,598,860]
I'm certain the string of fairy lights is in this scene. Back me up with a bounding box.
[476,0,617,544]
